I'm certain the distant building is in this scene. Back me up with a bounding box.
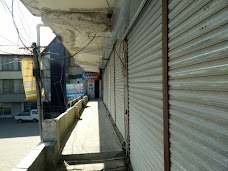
[41,37,85,114]
[0,38,85,118]
[0,54,32,118]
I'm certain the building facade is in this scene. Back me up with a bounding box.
[0,54,31,118]
[42,37,85,113]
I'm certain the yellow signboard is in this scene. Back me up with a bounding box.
[22,58,37,100]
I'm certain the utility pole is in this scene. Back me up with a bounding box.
[32,42,43,141]
[37,24,45,54]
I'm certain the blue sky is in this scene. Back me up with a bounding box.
[0,0,55,54]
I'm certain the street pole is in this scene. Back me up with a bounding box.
[36,24,45,54]
[32,42,43,141]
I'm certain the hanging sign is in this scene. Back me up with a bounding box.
[21,58,37,100]
[82,72,101,80]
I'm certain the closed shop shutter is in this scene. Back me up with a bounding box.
[168,1,228,170]
[105,69,108,106]
[104,62,109,109]
[107,62,111,111]
[115,42,125,137]
[110,52,115,120]
[106,63,110,110]
[103,69,107,106]
[128,0,164,170]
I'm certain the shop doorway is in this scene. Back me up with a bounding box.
[95,80,99,98]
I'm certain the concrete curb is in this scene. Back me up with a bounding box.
[13,142,51,171]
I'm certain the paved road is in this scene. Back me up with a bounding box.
[0,118,40,171]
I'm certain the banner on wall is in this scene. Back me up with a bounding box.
[66,84,84,98]
[21,58,37,100]
[82,72,101,80]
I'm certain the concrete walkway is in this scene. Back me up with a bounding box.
[58,100,126,170]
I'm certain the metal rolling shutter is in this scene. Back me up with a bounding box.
[103,69,107,106]
[107,62,111,111]
[115,42,125,137]
[168,1,228,170]
[103,71,104,104]
[105,62,110,110]
[106,66,109,108]
[128,0,164,170]
[105,69,108,106]
[110,52,115,120]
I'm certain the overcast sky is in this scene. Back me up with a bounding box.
[0,0,55,54]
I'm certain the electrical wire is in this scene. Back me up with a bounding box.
[0,46,28,55]
[0,45,20,46]
[17,0,120,70]
[0,34,18,45]
[114,42,124,66]
[1,0,11,13]
[63,27,112,59]
[51,53,67,111]
[0,59,21,66]
[11,0,25,41]
[1,1,67,112]
[20,1,111,37]
[65,34,97,59]
[0,0,22,54]
[14,0,115,60]
[39,42,113,61]
[78,43,113,55]
[60,15,111,35]
[60,17,87,37]
[54,84,63,112]
[45,50,65,109]
[17,0,31,43]
[17,0,31,32]
[0,49,15,54]
[18,9,30,41]
[105,0,111,10]
[11,0,33,53]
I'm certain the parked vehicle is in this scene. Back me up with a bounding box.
[15,109,39,122]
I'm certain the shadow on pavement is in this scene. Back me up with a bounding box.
[0,118,39,138]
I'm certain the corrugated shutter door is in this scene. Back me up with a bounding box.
[115,42,125,137]
[110,52,115,120]
[103,71,105,105]
[168,1,228,170]
[105,69,108,106]
[128,0,164,170]
[106,62,110,110]
[103,69,107,106]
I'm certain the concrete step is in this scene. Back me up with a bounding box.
[56,159,126,171]
[60,150,125,163]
